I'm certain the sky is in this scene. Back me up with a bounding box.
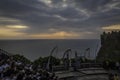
[0,0,120,39]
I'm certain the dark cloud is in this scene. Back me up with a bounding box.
[0,0,120,39]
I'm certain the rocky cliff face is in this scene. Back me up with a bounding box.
[97,31,120,61]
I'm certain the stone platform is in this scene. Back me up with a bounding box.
[55,68,108,80]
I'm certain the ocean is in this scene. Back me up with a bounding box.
[0,39,101,61]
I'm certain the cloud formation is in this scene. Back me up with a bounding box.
[102,24,120,31]
[0,0,120,39]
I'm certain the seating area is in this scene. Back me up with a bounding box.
[0,49,58,80]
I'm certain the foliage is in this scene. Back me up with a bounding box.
[12,54,31,64]
[33,56,60,67]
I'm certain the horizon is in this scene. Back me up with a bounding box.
[0,38,100,40]
[0,39,100,61]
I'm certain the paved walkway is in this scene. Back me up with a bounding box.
[56,69,120,80]
[76,75,108,80]
[56,68,108,79]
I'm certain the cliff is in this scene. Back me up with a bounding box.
[97,31,120,62]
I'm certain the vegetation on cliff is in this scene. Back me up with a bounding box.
[12,54,31,64]
[33,56,60,67]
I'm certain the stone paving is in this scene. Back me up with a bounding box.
[76,75,108,80]
[59,75,108,80]
[56,68,120,80]
[56,68,109,80]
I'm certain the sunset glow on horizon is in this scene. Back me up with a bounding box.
[6,25,28,29]
[102,25,120,31]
